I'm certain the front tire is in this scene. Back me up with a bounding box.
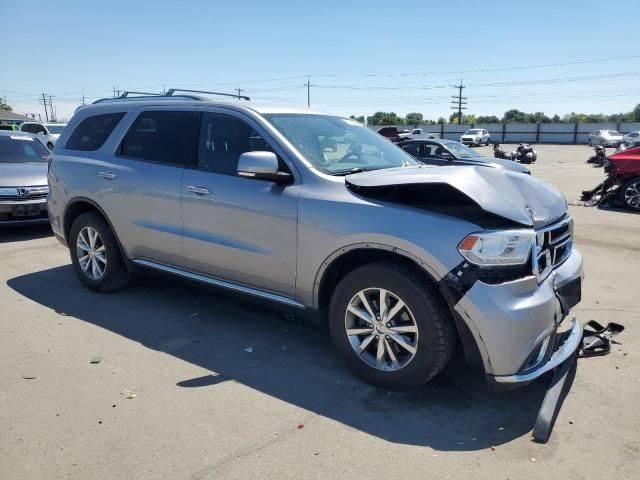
[69,212,130,292]
[328,261,456,390]
[621,177,640,211]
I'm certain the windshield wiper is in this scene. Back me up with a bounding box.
[328,167,369,176]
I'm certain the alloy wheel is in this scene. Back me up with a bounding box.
[624,181,640,209]
[76,226,107,280]
[344,288,419,371]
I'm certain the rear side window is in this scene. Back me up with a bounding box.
[66,113,125,151]
[120,111,201,166]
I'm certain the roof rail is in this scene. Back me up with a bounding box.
[91,87,250,105]
[166,88,250,101]
[119,91,163,98]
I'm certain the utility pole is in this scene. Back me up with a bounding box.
[305,76,311,107]
[450,80,467,124]
[48,95,56,122]
[235,84,244,100]
[40,93,49,122]
[81,91,86,105]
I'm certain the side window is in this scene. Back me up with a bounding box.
[66,112,126,151]
[33,124,46,134]
[401,143,420,157]
[120,111,201,166]
[22,124,33,133]
[423,144,439,157]
[198,113,285,176]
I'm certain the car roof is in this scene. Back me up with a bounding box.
[77,96,327,117]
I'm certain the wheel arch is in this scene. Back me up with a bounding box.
[313,243,441,313]
[63,197,129,262]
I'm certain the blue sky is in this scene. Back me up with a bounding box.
[1,0,638,121]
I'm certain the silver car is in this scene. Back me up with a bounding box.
[588,129,624,147]
[0,130,50,225]
[460,129,490,146]
[48,94,584,390]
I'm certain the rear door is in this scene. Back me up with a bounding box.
[95,109,201,266]
[181,111,299,296]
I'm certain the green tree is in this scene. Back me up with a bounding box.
[0,97,12,111]
[476,115,500,123]
[502,109,529,123]
[449,112,476,124]
[349,115,365,123]
[405,112,423,125]
[632,104,640,121]
[551,114,561,123]
[366,111,405,125]
[436,116,447,124]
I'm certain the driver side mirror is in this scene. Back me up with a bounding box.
[237,151,292,184]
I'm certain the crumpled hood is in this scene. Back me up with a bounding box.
[345,165,567,228]
[0,162,48,187]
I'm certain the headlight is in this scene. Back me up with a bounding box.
[458,231,534,266]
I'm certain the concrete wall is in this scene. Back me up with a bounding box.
[367,122,640,144]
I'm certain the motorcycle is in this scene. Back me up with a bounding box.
[492,142,510,160]
[587,145,607,167]
[511,143,537,164]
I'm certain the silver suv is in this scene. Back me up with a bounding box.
[47,93,584,390]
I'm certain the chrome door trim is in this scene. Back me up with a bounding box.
[132,258,306,309]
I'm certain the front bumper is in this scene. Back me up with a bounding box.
[454,248,584,384]
[0,198,49,225]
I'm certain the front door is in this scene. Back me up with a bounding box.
[181,112,299,297]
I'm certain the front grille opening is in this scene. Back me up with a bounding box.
[535,218,574,280]
[474,263,533,284]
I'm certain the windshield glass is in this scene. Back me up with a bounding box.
[264,114,418,174]
[0,135,50,163]
[444,141,480,159]
[465,129,482,135]
[46,125,66,134]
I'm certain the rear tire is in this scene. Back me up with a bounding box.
[620,177,640,211]
[328,261,456,390]
[69,212,130,292]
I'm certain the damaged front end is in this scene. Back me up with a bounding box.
[345,165,584,387]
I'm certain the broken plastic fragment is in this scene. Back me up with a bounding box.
[120,389,136,399]
[244,346,253,353]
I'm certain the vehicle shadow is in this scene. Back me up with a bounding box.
[0,224,52,243]
[7,265,551,451]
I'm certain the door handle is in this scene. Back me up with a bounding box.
[186,185,211,196]
[98,171,116,180]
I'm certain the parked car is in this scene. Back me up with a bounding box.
[377,126,411,143]
[0,130,50,225]
[411,128,440,139]
[20,122,67,150]
[459,128,490,146]
[0,124,21,131]
[622,131,640,147]
[588,130,623,147]
[398,139,531,174]
[48,95,583,391]
[606,146,640,211]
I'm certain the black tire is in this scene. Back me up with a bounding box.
[69,212,130,292]
[328,261,456,390]
[620,177,640,211]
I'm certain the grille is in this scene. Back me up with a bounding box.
[534,217,573,280]
[0,187,48,201]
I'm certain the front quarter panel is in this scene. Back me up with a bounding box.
[295,179,479,308]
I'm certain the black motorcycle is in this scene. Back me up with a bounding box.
[587,145,607,167]
[492,142,509,160]
[511,143,537,164]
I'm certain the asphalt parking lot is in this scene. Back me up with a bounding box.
[1,144,639,480]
